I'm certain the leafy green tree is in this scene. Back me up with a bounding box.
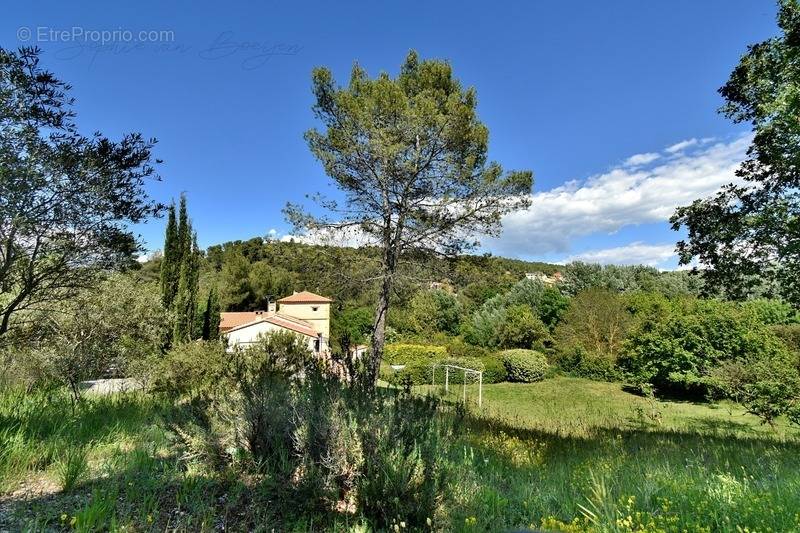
[712,349,800,426]
[286,51,533,387]
[463,279,561,346]
[21,274,168,400]
[740,298,799,325]
[554,288,631,362]
[0,47,161,338]
[331,306,374,363]
[672,0,800,305]
[621,298,793,398]
[249,261,294,308]
[408,289,461,335]
[538,287,570,329]
[220,248,252,311]
[496,305,551,350]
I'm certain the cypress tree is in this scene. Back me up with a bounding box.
[159,203,178,308]
[173,258,192,343]
[169,194,202,344]
[201,288,221,340]
[187,232,200,338]
[176,194,190,266]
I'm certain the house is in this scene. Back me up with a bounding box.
[524,271,563,286]
[220,291,333,354]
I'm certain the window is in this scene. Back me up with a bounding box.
[311,306,319,312]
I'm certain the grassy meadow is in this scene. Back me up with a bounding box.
[1,378,798,532]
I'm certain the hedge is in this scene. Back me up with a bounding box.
[384,344,447,365]
[481,356,507,383]
[501,349,548,383]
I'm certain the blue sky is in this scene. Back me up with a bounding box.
[4,1,780,268]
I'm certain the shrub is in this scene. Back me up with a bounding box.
[740,298,799,325]
[384,360,434,386]
[496,305,552,350]
[384,344,447,365]
[384,349,508,385]
[553,346,623,382]
[293,374,363,508]
[772,323,800,353]
[446,340,491,359]
[383,344,448,386]
[437,357,484,385]
[225,332,315,470]
[357,392,447,528]
[206,337,449,528]
[621,298,794,398]
[501,350,548,383]
[151,340,227,398]
[479,356,507,383]
[713,353,800,426]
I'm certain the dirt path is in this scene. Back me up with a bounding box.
[80,378,142,394]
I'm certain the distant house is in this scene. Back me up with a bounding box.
[220,291,332,354]
[524,271,563,286]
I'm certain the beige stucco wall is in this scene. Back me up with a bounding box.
[225,321,322,353]
[278,302,330,339]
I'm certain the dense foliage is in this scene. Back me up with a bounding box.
[621,298,795,398]
[672,0,800,305]
[501,349,548,383]
[0,47,161,338]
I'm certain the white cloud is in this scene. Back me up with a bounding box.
[488,134,751,256]
[665,138,698,153]
[623,152,660,167]
[280,225,374,247]
[565,242,677,267]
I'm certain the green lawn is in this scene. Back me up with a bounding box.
[431,377,797,440]
[1,379,799,531]
[428,378,800,531]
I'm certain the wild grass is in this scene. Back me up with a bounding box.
[55,444,88,492]
[0,379,798,531]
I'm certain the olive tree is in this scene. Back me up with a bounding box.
[0,47,161,339]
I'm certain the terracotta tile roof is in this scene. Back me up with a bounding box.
[277,291,333,304]
[222,312,318,338]
[264,314,318,337]
[220,312,262,332]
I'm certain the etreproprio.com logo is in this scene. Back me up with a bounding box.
[17,26,175,45]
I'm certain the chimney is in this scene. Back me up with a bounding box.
[267,301,276,313]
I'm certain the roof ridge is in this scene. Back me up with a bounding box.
[273,312,314,328]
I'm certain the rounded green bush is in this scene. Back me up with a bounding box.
[501,349,548,383]
[479,356,507,383]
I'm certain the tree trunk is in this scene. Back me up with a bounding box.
[366,271,392,389]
